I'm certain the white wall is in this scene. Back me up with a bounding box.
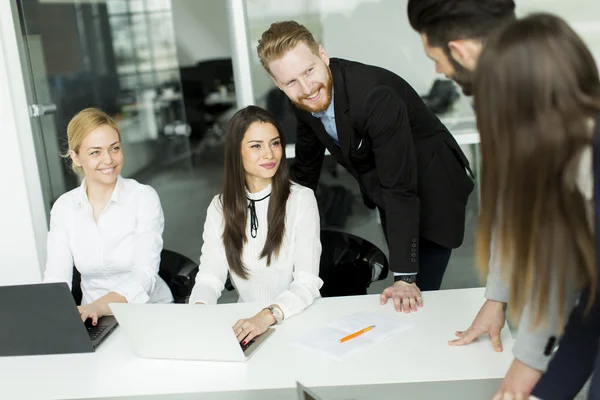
[318,0,600,96]
[244,0,437,101]
[319,0,436,96]
[0,1,48,285]
[171,0,232,68]
[517,0,600,64]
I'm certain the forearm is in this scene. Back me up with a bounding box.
[383,195,420,274]
[112,268,157,303]
[275,272,322,319]
[513,284,580,371]
[93,291,127,315]
[484,240,510,303]
[256,307,277,325]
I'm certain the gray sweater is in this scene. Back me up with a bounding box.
[484,146,592,371]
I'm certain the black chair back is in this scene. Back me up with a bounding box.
[71,267,83,306]
[71,250,199,305]
[158,249,199,303]
[319,230,389,298]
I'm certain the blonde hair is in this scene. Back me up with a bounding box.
[257,20,320,74]
[64,108,121,174]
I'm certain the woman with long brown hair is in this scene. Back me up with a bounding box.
[473,13,600,399]
[189,106,323,345]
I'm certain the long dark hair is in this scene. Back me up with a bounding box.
[221,106,291,279]
[474,13,600,327]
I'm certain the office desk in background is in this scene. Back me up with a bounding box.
[0,288,513,400]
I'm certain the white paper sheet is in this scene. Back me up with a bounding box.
[291,311,414,360]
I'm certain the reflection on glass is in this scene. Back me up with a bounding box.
[147,0,170,12]
[130,0,145,13]
[106,0,127,15]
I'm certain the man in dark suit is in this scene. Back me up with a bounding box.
[256,21,474,312]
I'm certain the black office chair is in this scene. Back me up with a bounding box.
[71,267,83,306]
[71,250,199,305]
[158,249,199,304]
[318,230,389,298]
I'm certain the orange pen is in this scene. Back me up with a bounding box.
[339,325,376,343]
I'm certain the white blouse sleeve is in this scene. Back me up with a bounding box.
[112,186,164,303]
[43,197,75,287]
[275,188,323,319]
[188,198,228,305]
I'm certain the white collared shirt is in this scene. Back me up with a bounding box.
[43,176,173,305]
[189,183,323,319]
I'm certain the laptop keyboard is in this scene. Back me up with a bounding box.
[87,325,107,341]
[240,338,255,352]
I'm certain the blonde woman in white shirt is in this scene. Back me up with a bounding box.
[189,105,323,346]
[44,108,173,326]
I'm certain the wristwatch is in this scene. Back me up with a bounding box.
[265,305,284,324]
[394,274,417,284]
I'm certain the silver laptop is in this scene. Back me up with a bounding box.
[297,382,324,400]
[109,303,274,362]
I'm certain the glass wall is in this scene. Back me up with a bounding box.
[14,0,235,301]
[16,0,188,206]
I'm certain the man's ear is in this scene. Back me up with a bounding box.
[447,39,482,71]
[318,44,330,66]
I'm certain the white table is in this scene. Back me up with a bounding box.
[0,288,513,400]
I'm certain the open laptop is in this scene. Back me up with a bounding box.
[0,282,118,356]
[110,303,274,362]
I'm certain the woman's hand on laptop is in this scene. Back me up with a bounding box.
[77,292,127,325]
[233,309,276,346]
[77,303,104,325]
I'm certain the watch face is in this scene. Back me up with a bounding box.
[271,306,283,322]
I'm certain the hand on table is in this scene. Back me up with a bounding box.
[233,309,275,346]
[449,299,506,351]
[491,358,542,400]
[380,281,423,313]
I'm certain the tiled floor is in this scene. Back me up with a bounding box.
[140,140,482,304]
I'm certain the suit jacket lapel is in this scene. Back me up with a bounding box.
[306,116,344,161]
[330,59,352,162]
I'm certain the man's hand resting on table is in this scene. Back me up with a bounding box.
[380,281,423,313]
[491,358,542,400]
[449,299,506,351]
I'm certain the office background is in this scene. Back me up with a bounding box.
[1,0,599,305]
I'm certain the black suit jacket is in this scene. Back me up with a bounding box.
[291,58,474,274]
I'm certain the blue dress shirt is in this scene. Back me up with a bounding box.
[311,91,338,146]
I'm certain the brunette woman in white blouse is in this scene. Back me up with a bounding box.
[189,106,323,346]
[43,108,173,325]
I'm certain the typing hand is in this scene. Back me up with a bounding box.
[449,299,506,351]
[232,309,275,346]
[491,358,542,400]
[380,281,423,313]
[77,302,105,325]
